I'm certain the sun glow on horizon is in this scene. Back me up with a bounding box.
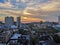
[21,16,45,23]
[23,16,28,19]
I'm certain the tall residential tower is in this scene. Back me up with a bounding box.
[5,17,14,28]
[16,17,21,28]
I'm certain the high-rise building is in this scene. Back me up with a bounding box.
[16,17,21,28]
[58,16,60,24]
[5,17,14,28]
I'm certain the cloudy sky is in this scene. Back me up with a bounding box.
[0,0,60,23]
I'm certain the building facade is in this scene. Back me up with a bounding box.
[16,17,21,28]
[58,16,60,24]
[5,17,14,28]
[0,30,13,43]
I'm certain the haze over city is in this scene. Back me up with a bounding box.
[0,0,60,45]
[0,0,60,23]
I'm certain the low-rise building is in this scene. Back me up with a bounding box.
[0,30,13,44]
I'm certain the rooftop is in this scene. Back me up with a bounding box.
[11,33,22,39]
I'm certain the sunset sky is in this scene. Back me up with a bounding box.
[0,0,60,23]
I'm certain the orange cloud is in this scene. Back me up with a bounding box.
[0,17,4,22]
[21,16,45,23]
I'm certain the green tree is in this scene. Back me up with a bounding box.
[53,35,60,43]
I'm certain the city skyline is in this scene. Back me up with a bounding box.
[0,0,60,23]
